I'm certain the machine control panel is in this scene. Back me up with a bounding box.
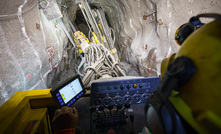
[90,77,160,133]
[90,77,160,106]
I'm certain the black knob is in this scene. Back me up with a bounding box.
[120,85,125,90]
[98,105,104,111]
[126,84,131,89]
[90,106,96,112]
[125,103,130,109]
[120,103,131,115]
[117,104,122,110]
[108,104,114,110]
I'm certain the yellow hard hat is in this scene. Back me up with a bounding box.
[162,14,221,133]
[145,14,221,134]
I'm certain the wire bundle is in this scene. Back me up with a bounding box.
[82,43,126,87]
[96,8,115,50]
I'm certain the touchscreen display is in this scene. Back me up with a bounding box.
[59,78,83,104]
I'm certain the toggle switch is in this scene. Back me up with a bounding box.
[116,104,123,114]
[126,84,131,89]
[108,104,114,115]
[120,84,125,90]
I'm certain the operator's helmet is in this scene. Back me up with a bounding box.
[145,14,221,134]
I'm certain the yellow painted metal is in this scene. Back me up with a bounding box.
[98,23,102,31]
[0,89,55,134]
[78,49,83,53]
[100,36,103,42]
[92,32,99,44]
[110,48,117,54]
[162,20,221,133]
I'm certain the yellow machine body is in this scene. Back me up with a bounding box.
[0,89,55,134]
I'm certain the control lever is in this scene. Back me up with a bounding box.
[121,103,130,114]
[98,105,105,116]
[90,106,100,117]
[108,104,113,115]
[116,104,122,114]
[124,103,130,109]
[130,114,134,123]
[130,114,135,134]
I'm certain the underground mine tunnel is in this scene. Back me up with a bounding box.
[0,0,221,133]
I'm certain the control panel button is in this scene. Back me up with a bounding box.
[68,102,71,106]
[103,97,112,107]
[114,96,123,106]
[123,95,132,104]
[133,94,142,103]
[133,84,138,88]
[142,93,150,103]
[56,93,60,97]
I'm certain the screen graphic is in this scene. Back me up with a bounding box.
[59,78,83,104]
